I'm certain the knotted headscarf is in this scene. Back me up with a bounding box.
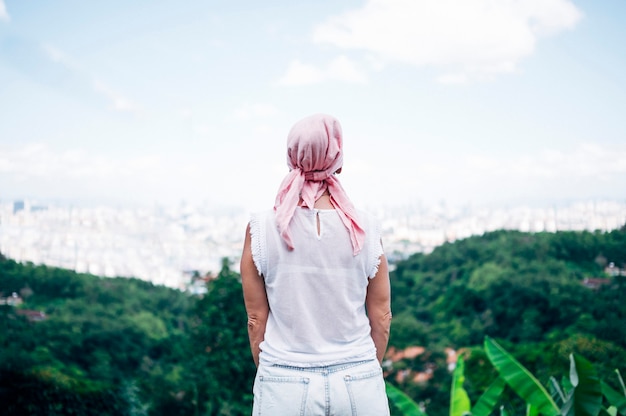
[274,113,365,255]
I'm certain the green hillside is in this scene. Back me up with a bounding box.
[0,256,255,415]
[1,226,625,415]
[386,226,626,415]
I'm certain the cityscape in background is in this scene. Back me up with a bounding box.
[1,198,625,291]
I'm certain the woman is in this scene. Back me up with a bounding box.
[240,113,392,415]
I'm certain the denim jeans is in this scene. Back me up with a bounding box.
[252,359,390,416]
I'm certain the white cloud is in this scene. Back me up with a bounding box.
[2,140,625,210]
[0,144,145,179]
[277,60,324,86]
[41,43,140,115]
[312,0,583,83]
[93,79,141,114]
[357,142,626,207]
[177,107,194,120]
[0,142,284,210]
[0,144,209,207]
[327,55,369,83]
[231,102,282,121]
[42,43,81,70]
[464,143,626,180]
[277,55,368,86]
[0,0,9,22]
[436,73,468,85]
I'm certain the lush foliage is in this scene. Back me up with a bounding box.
[386,227,626,416]
[2,225,625,415]
[389,336,626,416]
[0,256,255,415]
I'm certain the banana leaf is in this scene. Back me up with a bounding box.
[601,381,626,415]
[549,376,566,407]
[617,370,626,397]
[473,377,506,416]
[484,336,559,416]
[561,354,602,416]
[527,404,539,416]
[386,381,428,416]
[451,356,471,416]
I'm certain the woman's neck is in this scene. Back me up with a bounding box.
[299,190,335,209]
[313,193,334,209]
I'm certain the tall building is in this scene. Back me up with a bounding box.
[13,200,25,214]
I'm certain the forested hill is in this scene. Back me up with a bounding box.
[1,226,625,415]
[387,226,626,415]
[0,256,256,415]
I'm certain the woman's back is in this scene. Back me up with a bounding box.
[250,207,383,366]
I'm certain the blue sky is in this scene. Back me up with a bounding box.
[1,0,625,213]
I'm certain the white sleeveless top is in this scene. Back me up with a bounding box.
[249,207,384,367]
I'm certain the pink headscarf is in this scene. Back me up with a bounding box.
[274,113,366,255]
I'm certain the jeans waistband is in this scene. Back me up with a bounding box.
[269,359,376,374]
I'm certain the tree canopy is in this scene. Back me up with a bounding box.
[1,226,625,415]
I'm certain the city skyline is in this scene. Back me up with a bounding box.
[3,198,624,288]
[1,1,625,214]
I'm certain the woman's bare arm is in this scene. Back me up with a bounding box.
[240,223,269,367]
[366,254,392,365]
